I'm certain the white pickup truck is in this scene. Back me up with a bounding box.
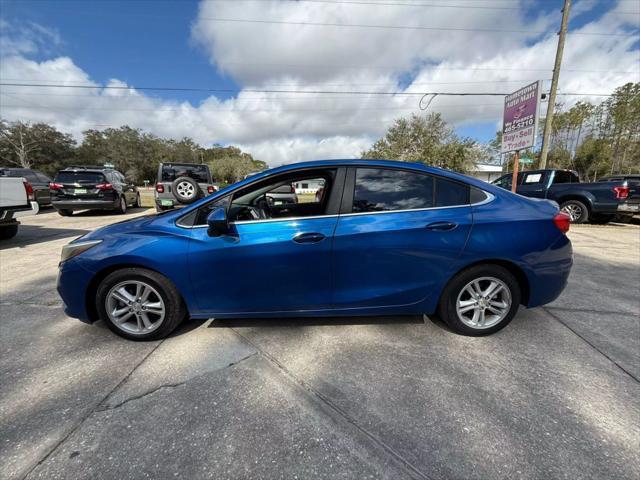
[0,177,39,240]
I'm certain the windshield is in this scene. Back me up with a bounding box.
[55,172,106,184]
[161,164,210,183]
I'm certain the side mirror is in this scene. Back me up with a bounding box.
[206,207,228,237]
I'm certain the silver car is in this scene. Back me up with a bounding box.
[155,163,216,211]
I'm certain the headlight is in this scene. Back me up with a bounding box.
[60,240,103,263]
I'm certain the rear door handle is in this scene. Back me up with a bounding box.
[292,232,326,244]
[425,221,457,231]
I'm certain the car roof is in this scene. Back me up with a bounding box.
[59,167,112,173]
[240,159,497,191]
[161,162,209,168]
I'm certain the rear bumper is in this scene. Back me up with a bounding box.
[617,202,640,213]
[1,201,39,224]
[52,199,118,210]
[526,234,573,308]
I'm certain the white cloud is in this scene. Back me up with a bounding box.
[0,2,638,165]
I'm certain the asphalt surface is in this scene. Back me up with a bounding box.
[1,208,639,480]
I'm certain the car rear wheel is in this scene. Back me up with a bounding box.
[134,193,142,208]
[57,209,73,217]
[560,200,589,223]
[115,196,127,214]
[96,268,186,340]
[437,264,521,336]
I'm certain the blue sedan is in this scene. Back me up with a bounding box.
[57,160,573,340]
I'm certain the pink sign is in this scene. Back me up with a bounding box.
[501,81,542,153]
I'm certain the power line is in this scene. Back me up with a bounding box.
[205,0,640,14]
[0,77,554,87]
[199,16,638,37]
[0,82,617,97]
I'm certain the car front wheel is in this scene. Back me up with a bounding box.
[437,264,521,336]
[96,268,186,340]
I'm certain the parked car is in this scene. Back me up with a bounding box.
[50,166,140,216]
[155,162,216,212]
[57,159,572,340]
[0,176,39,239]
[0,167,52,207]
[245,171,297,205]
[492,169,636,223]
[598,174,640,221]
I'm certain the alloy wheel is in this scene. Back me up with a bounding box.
[455,276,512,329]
[561,204,582,222]
[106,280,166,334]
[176,181,195,198]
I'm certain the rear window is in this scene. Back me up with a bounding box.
[435,178,469,207]
[55,172,106,184]
[161,164,210,183]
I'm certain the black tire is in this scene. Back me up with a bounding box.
[0,224,18,240]
[57,209,73,217]
[559,199,589,224]
[134,193,142,208]
[172,176,200,205]
[590,213,615,224]
[115,195,127,214]
[437,264,521,336]
[96,268,187,340]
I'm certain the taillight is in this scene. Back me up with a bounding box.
[23,181,34,201]
[49,182,63,190]
[96,183,113,191]
[553,212,571,234]
[291,183,296,193]
[155,183,164,193]
[207,185,215,194]
[613,186,629,199]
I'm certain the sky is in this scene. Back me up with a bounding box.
[0,0,638,166]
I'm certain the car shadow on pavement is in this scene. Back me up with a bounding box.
[0,225,90,249]
[209,315,425,329]
[70,207,151,217]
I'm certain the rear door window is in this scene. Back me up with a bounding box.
[352,168,434,213]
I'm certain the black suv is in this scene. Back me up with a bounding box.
[0,167,53,207]
[50,166,140,216]
[155,162,216,212]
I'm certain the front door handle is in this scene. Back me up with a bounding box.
[293,232,326,244]
[425,221,457,231]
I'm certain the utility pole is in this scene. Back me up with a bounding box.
[539,0,571,169]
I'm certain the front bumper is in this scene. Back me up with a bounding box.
[52,199,118,210]
[57,259,95,323]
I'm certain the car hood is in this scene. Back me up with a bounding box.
[74,213,163,243]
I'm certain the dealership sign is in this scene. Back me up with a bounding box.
[501,81,542,153]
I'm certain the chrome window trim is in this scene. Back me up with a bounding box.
[184,191,494,229]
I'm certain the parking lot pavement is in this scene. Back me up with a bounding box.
[1,212,639,479]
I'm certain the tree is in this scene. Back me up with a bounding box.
[0,120,76,173]
[361,113,481,174]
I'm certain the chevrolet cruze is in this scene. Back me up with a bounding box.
[57,160,573,340]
